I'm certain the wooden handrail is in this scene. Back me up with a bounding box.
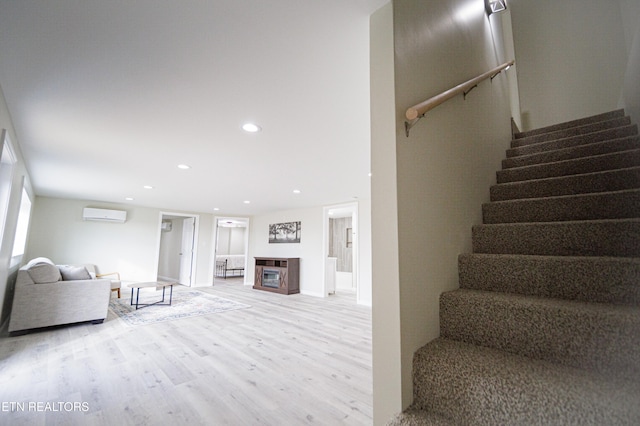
[405,60,514,122]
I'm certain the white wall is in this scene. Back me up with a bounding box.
[371,0,515,421]
[26,197,215,286]
[217,226,246,255]
[0,84,33,325]
[229,227,245,254]
[619,0,640,124]
[510,0,631,130]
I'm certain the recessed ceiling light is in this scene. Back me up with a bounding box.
[177,164,191,170]
[243,200,251,204]
[242,123,261,133]
[213,208,220,211]
[368,172,372,177]
[143,185,154,189]
[293,189,301,194]
[125,197,134,201]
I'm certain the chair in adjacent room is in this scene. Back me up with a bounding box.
[85,264,122,298]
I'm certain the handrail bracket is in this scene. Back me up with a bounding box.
[463,84,478,100]
[405,116,423,137]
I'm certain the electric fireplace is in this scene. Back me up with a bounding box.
[262,269,280,288]
[254,257,300,295]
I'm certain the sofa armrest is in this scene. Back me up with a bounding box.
[96,271,121,280]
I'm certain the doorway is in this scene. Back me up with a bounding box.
[157,213,198,286]
[323,202,359,300]
[213,217,249,286]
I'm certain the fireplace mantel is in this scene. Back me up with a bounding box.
[254,257,300,295]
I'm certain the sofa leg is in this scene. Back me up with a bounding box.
[91,319,105,324]
[117,288,121,298]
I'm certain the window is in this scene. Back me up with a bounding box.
[0,129,16,247]
[12,186,32,260]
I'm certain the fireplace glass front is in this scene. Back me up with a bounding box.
[262,269,280,288]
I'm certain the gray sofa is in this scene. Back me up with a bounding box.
[9,258,111,334]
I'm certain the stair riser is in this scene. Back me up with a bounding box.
[515,109,625,139]
[458,253,640,305]
[483,190,640,223]
[440,290,640,378]
[388,410,454,425]
[506,125,638,158]
[497,150,640,184]
[472,220,640,257]
[413,339,640,425]
[512,116,631,148]
[503,136,640,169]
[490,167,640,201]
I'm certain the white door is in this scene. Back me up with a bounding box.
[179,217,195,285]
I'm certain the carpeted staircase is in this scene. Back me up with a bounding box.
[390,109,640,425]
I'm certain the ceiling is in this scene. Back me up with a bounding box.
[0,0,387,216]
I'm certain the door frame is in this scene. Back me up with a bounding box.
[155,211,199,286]
[212,216,250,285]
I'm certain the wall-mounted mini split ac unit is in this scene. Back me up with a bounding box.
[82,207,127,223]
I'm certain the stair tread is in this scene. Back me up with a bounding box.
[506,124,639,158]
[490,166,640,201]
[512,116,632,148]
[413,338,640,425]
[440,289,640,378]
[487,187,640,205]
[472,218,640,257]
[458,253,640,305]
[388,410,457,426]
[475,217,640,227]
[461,252,640,262]
[494,165,640,186]
[515,109,625,139]
[497,148,640,184]
[444,288,640,312]
[483,188,640,223]
[503,135,640,168]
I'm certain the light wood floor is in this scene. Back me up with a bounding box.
[0,280,372,425]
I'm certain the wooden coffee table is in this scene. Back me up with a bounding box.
[128,281,175,310]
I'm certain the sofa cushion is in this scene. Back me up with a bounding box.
[27,262,62,284]
[59,265,92,281]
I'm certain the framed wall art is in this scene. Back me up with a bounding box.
[269,221,301,243]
